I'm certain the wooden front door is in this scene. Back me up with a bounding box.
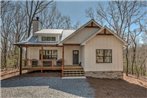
[73,50,79,65]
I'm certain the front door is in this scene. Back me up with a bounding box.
[73,50,79,65]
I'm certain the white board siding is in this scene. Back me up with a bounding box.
[64,46,81,65]
[64,28,99,44]
[28,47,41,60]
[80,46,85,68]
[27,47,62,60]
[84,35,123,72]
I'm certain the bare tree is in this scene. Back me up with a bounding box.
[25,0,53,37]
[130,28,142,74]
[85,7,95,19]
[39,3,74,29]
[1,1,14,68]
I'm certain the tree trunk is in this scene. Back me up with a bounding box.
[126,46,129,76]
[131,44,137,75]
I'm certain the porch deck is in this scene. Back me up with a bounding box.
[22,58,84,77]
[22,65,83,71]
[22,65,84,77]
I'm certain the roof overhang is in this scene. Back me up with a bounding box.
[13,43,62,47]
[81,27,127,46]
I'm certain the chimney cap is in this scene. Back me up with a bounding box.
[33,17,39,21]
[36,17,39,21]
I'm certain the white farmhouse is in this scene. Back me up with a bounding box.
[15,18,127,79]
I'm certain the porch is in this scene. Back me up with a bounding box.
[16,44,84,77]
[22,59,63,71]
[21,59,84,77]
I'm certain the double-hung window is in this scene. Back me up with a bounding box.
[96,49,112,63]
[40,50,57,60]
[42,37,56,41]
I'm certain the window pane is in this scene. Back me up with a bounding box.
[104,57,112,63]
[96,57,103,63]
[48,50,51,55]
[42,36,56,41]
[104,50,112,56]
[52,37,56,41]
[52,50,57,55]
[96,49,103,56]
[40,50,57,60]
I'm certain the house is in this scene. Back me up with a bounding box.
[15,18,127,79]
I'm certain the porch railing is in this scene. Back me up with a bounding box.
[22,59,62,68]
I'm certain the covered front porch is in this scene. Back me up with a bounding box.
[17,44,84,77]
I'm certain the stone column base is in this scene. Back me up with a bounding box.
[85,71,123,79]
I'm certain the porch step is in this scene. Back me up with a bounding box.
[63,67,85,77]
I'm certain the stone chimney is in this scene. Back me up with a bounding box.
[32,17,39,35]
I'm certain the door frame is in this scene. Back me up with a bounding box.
[72,50,79,65]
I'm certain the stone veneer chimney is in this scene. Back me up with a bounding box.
[32,17,39,35]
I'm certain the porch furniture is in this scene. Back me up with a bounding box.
[31,59,38,67]
[43,60,52,67]
[57,59,62,66]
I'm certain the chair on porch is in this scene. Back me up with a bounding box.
[43,60,52,67]
[31,59,38,67]
[56,59,63,66]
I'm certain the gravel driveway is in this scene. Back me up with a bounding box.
[1,77,94,98]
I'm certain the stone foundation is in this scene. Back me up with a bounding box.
[85,71,123,79]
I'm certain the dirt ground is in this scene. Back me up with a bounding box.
[87,77,147,98]
[21,71,62,77]
[0,70,61,80]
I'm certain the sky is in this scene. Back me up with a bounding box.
[56,1,99,25]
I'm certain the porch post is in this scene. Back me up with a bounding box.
[41,46,43,72]
[19,46,22,75]
[25,46,28,66]
[62,45,64,77]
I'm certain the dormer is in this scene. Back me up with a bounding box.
[34,29,63,43]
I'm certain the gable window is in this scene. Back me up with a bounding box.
[40,50,57,59]
[96,49,112,63]
[42,37,56,41]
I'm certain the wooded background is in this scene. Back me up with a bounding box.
[1,1,147,78]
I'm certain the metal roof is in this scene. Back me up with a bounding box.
[15,29,75,46]
[61,30,75,41]
[35,29,63,34]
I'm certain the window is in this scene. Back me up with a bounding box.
[42,37,56,41]
[96,49,112,63]
[40,50,57,59]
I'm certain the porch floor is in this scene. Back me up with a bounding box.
[22,66,62,71]
[22,65,83,71]
[22,65,84,77]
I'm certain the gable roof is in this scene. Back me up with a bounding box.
[59,19,102,44]
[81,27,127,46]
